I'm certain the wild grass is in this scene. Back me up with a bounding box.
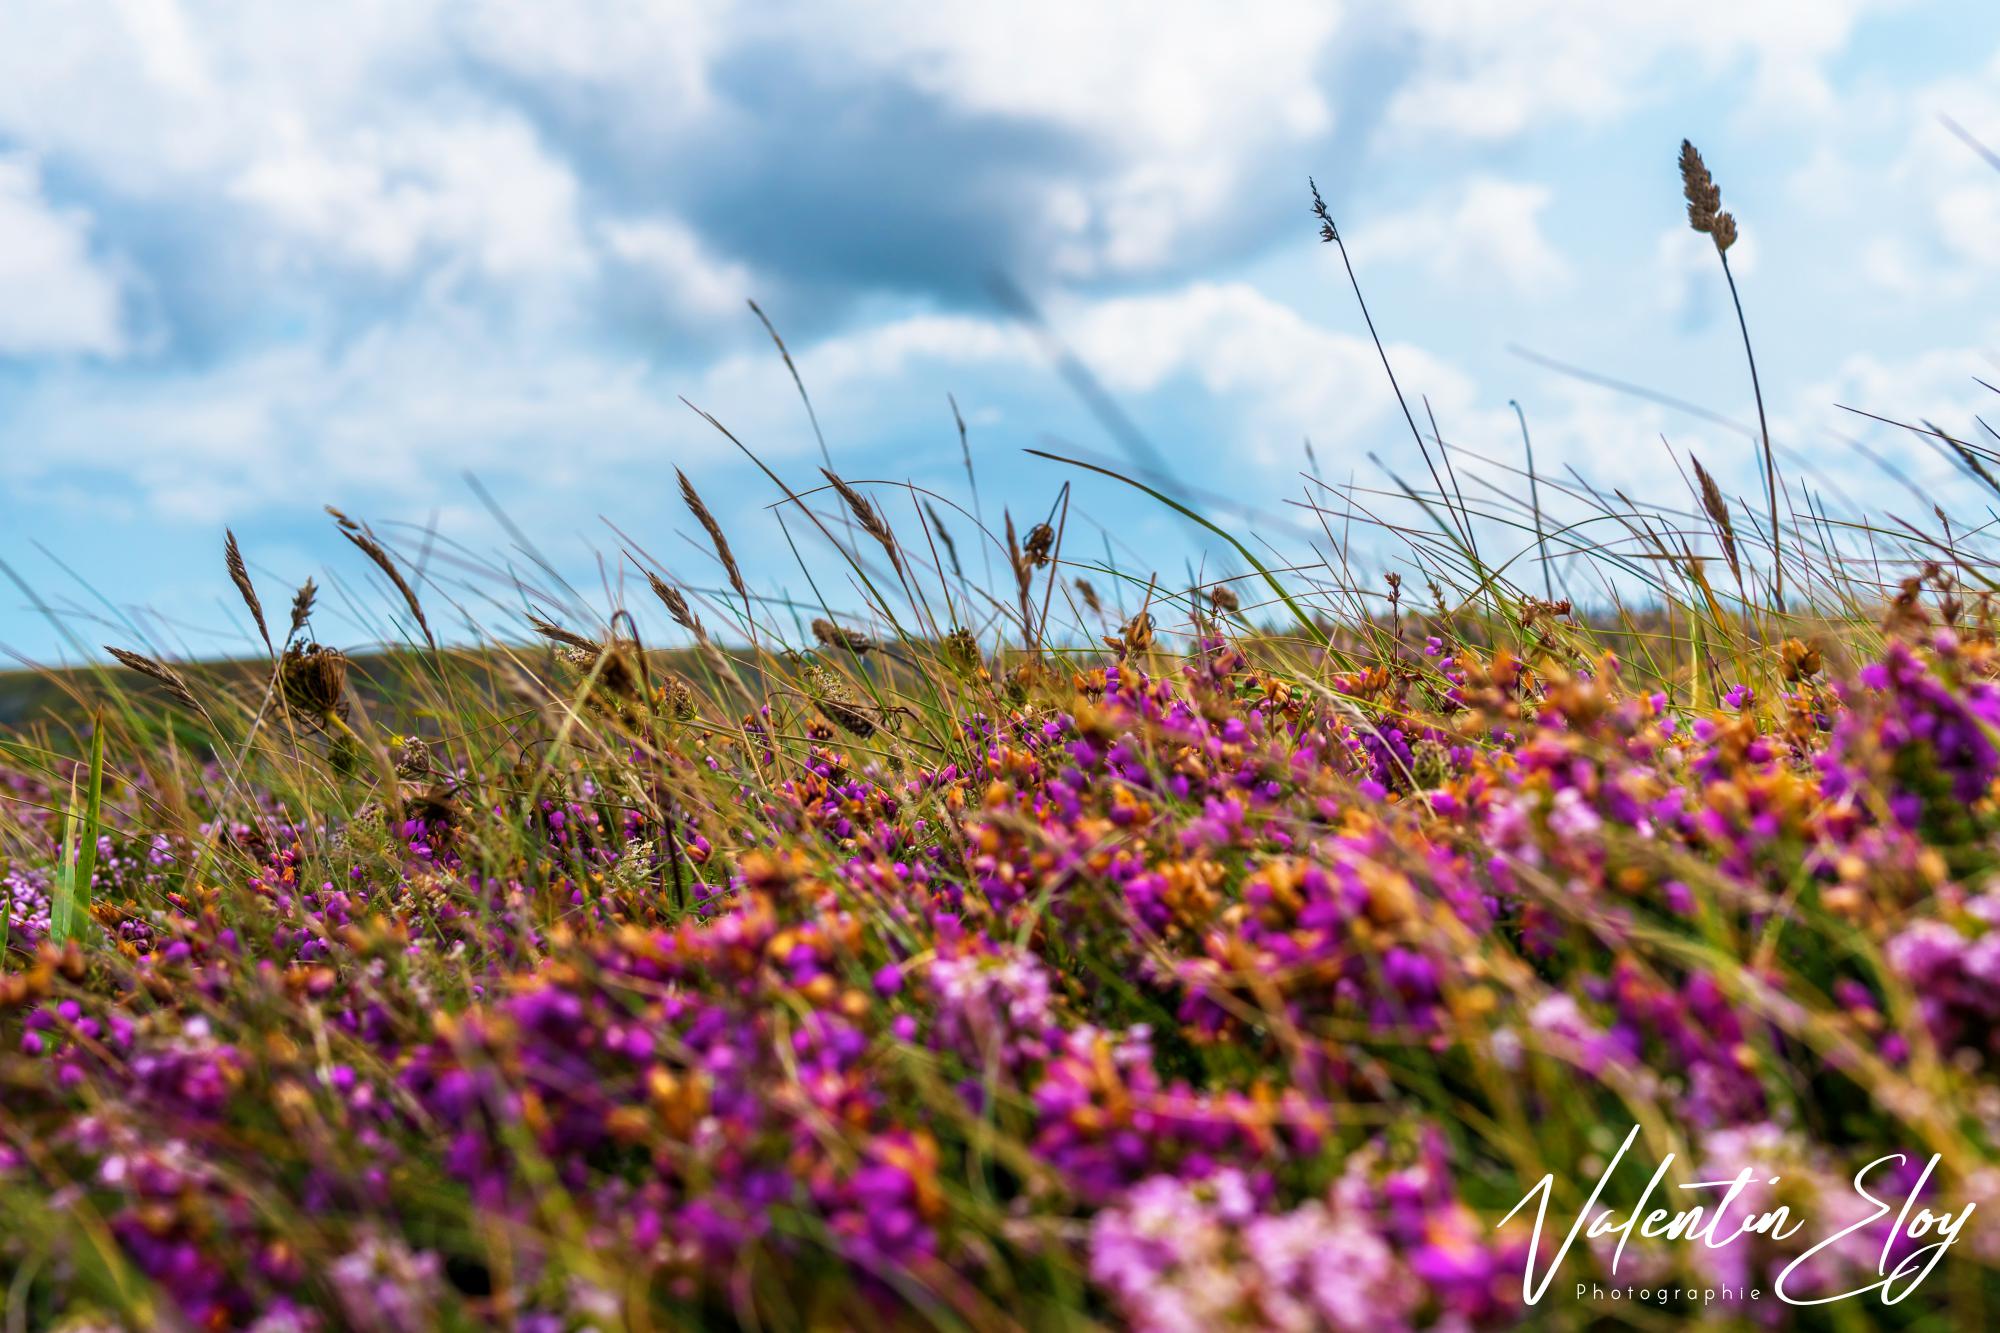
[0,154,1999,1332]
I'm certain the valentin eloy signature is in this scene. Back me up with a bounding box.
[1499,1125,1976,1308]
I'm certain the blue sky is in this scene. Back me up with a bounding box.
[2,2,1999,662]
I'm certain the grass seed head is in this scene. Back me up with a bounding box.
[224,529,271,655]
[339,525,434,649]
[1690,455,1742,585]
[678,470,748,606]
[645,571,707,642]
[287,578,318,644]
[104,646,198,711]
[527,613,598,652]
[1680,139,1721,234]
[822,470,900,572]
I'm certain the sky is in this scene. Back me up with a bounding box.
[2,1,2000,662]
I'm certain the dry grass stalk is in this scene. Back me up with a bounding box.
[677,470,748,608]
[1680,138,1771,600]
[1004,512,1031,599]
[821,470,900,572]
[924,502,962,579]
[224,530,271,655]
[104,646,198,710]
[1690,456,1742,586]
[339,526,435,649]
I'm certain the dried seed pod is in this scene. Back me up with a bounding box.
[1023,522,1055,569]
[280,642,349,721]
[942,629,980,672]
[1106,611,1155,657]
[1779,638,1822,682]
[812,618,873,655]
[804,661,875,739]
[394,735,434,779]
[660,673,697,721]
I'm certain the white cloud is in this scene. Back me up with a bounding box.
[0,155,125,356]
[231,113,589,285]
[809,1,1341,276]
[1349,178,1570,293]
[1061,281,1479,467]
[1379,0,1894,141]
[601,217,755,320]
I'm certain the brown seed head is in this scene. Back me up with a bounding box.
[1208,583,1240,614]
[104,646,198,711]
[1679,139,1722,234]
[224,529,270,655]
[821,470,900,572]
[527,613,598,652]
[678,470,748,606]
[645,570,706,642]
[287,578,318,643]
[1711,210,1738,254]
[338,524,434,649]
[1690,455,1742,585]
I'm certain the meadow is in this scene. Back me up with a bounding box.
[5,150,2000,1330]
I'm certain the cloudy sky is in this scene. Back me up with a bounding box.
[2,2,1998,661]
